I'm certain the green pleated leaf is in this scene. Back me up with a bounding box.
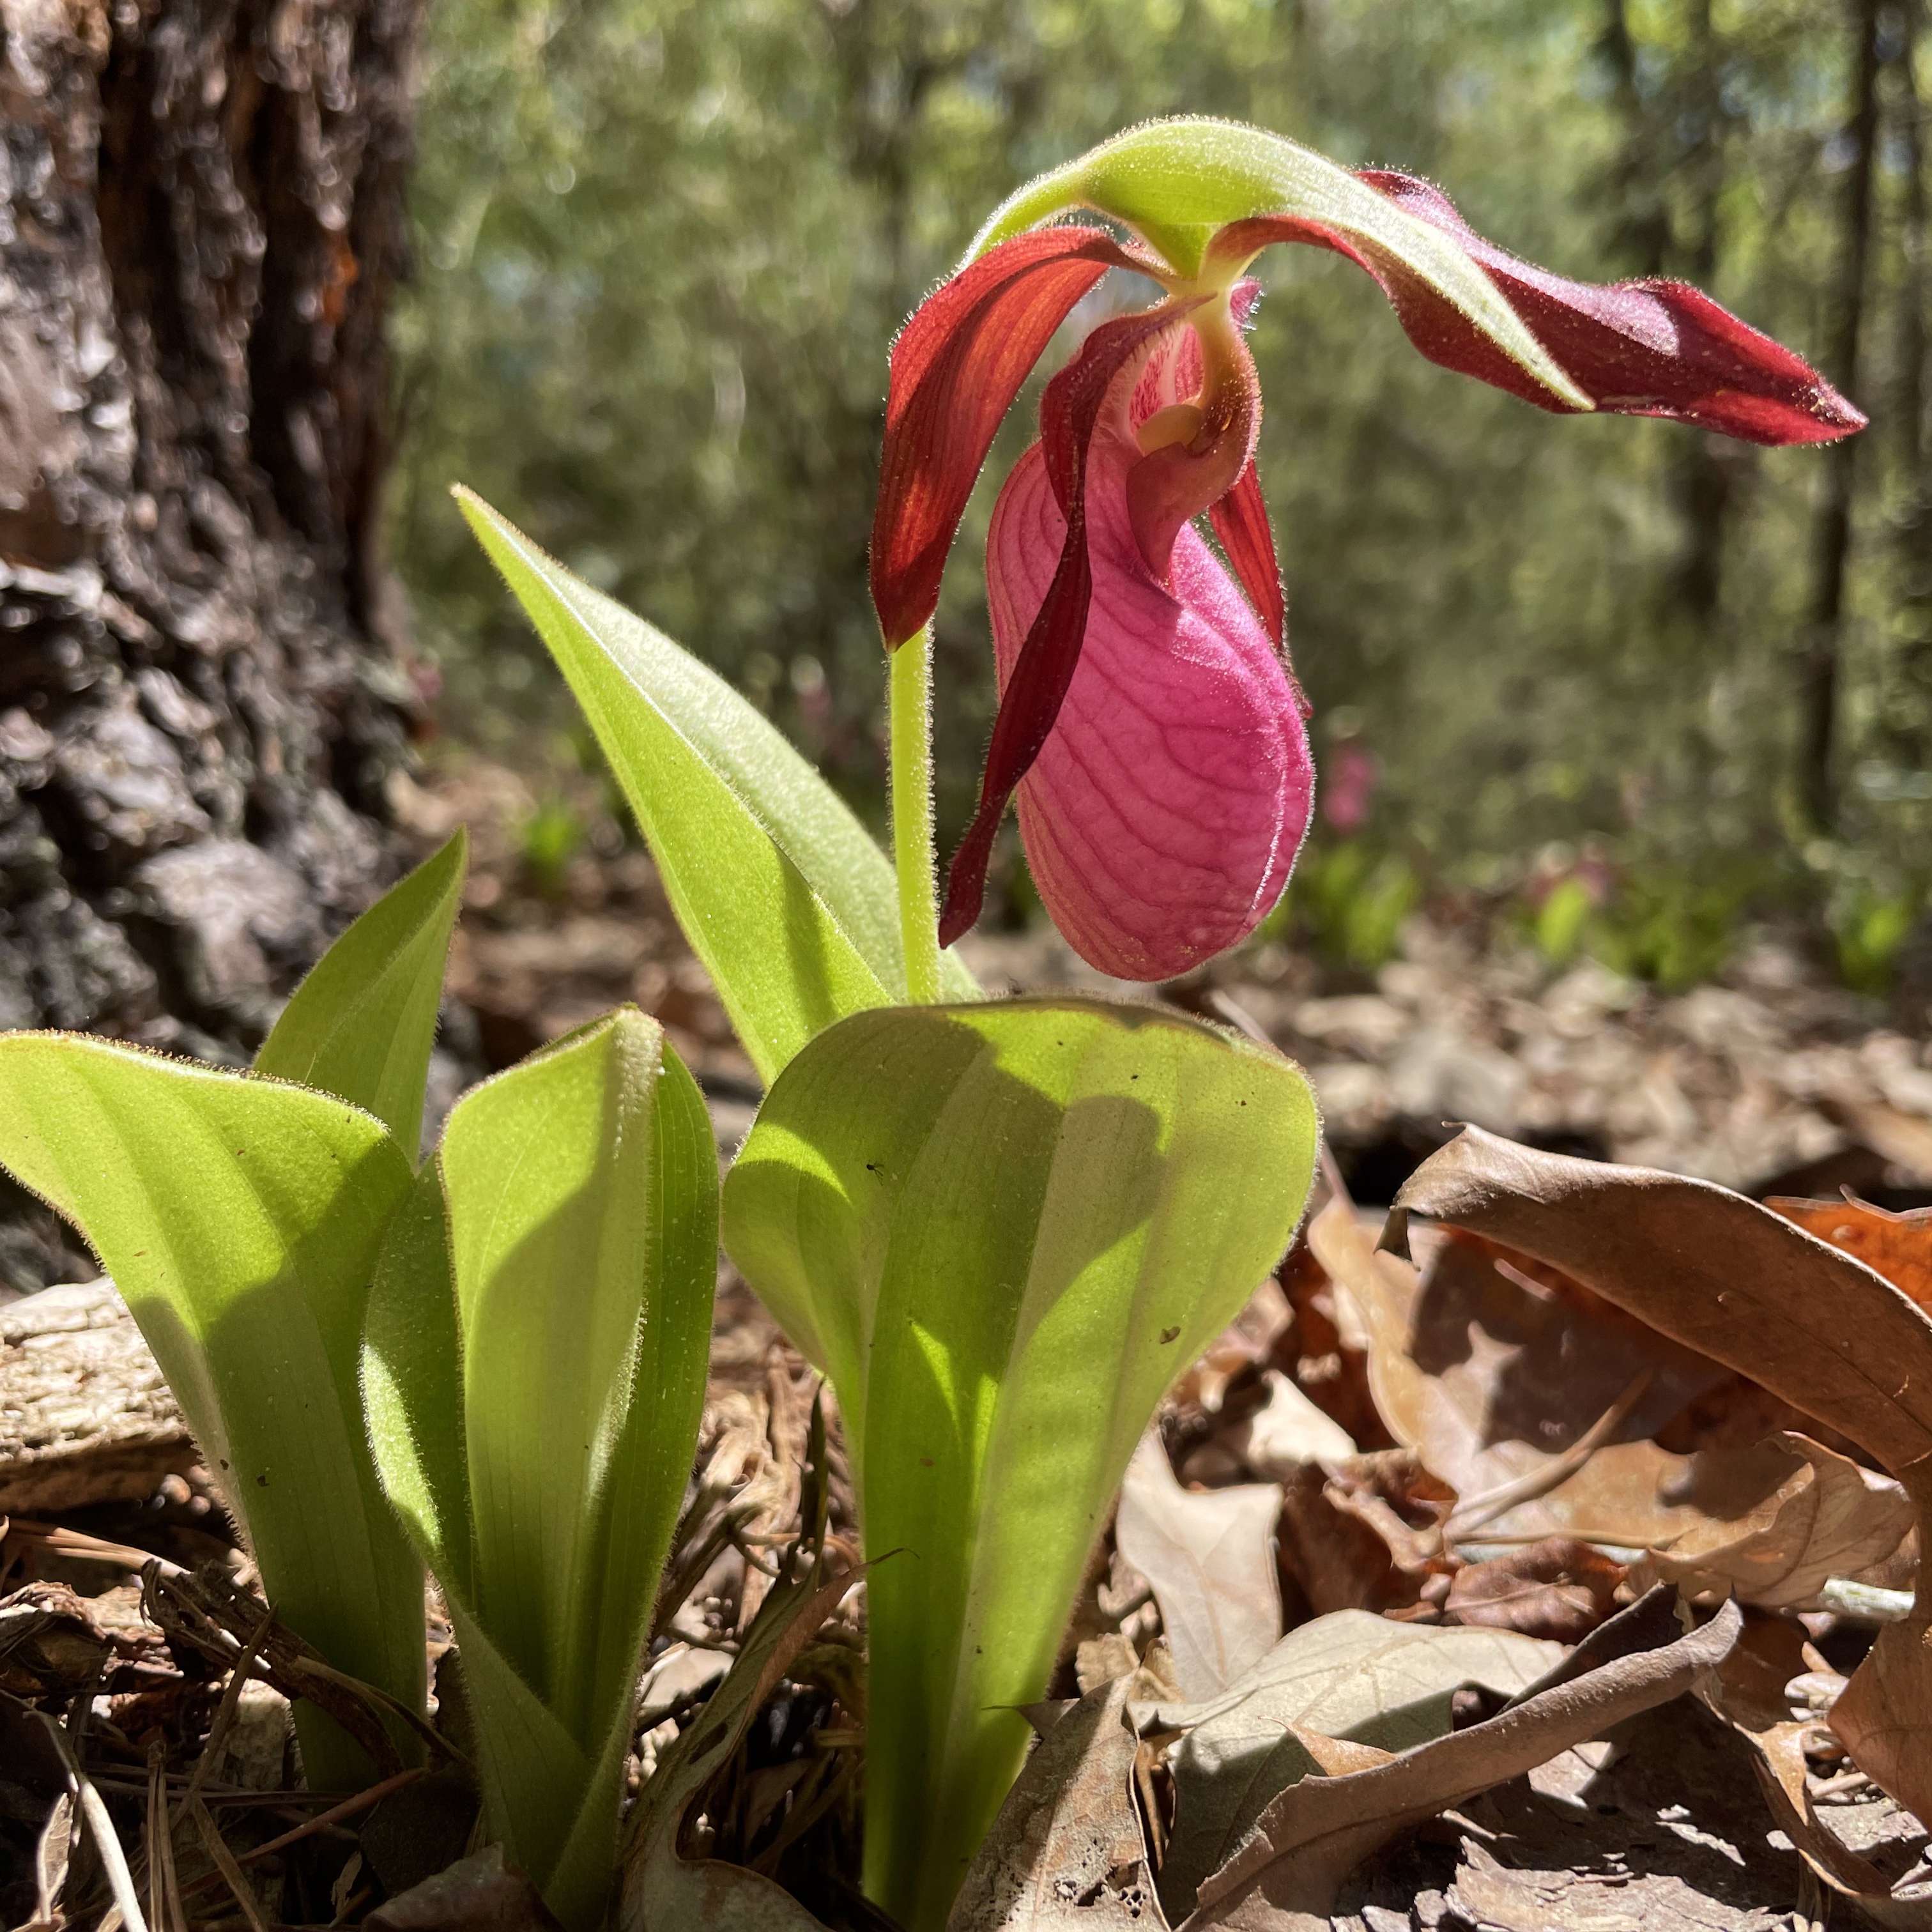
[721,997,1319,1930]
[362,1006,717,1929]
[256,829,468,1162]
[456,491,978,1085]
[968,116,1583,404]
[0,1035,424,1793]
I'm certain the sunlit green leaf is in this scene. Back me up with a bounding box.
[0,1035,423,1792]
[721,997,1318,1929]
[256,830,468,1163]
[456,491,977,1084]
[362,1006,717,1930]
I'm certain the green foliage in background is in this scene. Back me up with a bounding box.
[392,0,1931,970]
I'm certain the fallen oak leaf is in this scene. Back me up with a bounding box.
[1117,1435,1282,1702]
[946,1664,1169,1931]
[1442,1536,1623,1643]
[1142,1611,1561,1920]
[1386,1128,1932,1510]
[1699,1613,1932,1928]
[1830,1613,1932,1873]
[1768,1193,1932,1315]
[1180,1597,1743,1929]
[1631,1431,1914,1613]
[1388,1126,1932,1824]
[1308,1197,1799,1552]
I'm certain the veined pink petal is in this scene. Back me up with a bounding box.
[1209,183,1863,446]
[980,418,1312,982]
[939,300,1199,946]
[868,226,1147,649]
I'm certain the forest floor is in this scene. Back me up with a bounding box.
[1,752,1926,1929]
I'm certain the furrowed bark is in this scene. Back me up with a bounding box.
[0,0,428,1290]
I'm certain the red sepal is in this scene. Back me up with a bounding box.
[1208,458,1285,656]
[938,302,1193,946]
[868,226,1146,648]
[1210,178,1864,447]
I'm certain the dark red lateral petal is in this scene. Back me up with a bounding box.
[937,302,1192,946]
[1208,458,1286,656]
[868,226,1146,648]
[1211,183,1864,447]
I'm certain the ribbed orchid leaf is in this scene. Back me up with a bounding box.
[361,1006,717,1931]
[256,829,467,1163]
[0,1035,423,1793]
[457,491,978,1084]
[721,998,1319,1930]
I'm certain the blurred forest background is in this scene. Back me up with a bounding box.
[386,0,1932,992]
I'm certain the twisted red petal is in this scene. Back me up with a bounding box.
[985,434,1310,980]
[868,226,1146,648]
[1207,457,1285,656]
[1211,178,1864,447]
[938,301,1196,946]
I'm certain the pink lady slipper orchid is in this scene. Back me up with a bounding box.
[870,121,1863,983]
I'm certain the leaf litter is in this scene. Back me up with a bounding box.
[7,781,1932,1928]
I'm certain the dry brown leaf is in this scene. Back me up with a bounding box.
[1388,1125,1932,1824]
[1632,1430,1915,1611]
[1308,1197,1800,1551]
[1443,1537,1623,1643]
[1769,1193,1932,1313]
[1387,1126,1932,1501]
[1701,1613,1932,1926]
[364,1847,564,1932]
[1117,1437,1281,1702]
[618,1561,852,1932]
[1180,1597,1742,1929]
[946,1666,1167,1931]
[1831,1613,1932,1853]
[1236,1370,1357,1477]
[1146,1611,1561,1918]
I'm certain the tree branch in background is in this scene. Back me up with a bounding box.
[1800,0,1885,834]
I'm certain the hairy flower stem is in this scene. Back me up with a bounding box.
[890,626,942,1003]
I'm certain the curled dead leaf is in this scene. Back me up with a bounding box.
[946,1666,1168,1931]
[1144,1611,1561,1919]
[1387,1127,1932,1492]
[1632,1431,1915,1612]
[1181,1594,1742,1928]
[1701,1613,1932,1927]
[1308,1195,1802,1551]
[1390,1126,1932,1828]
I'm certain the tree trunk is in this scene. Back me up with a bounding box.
[1799,0,1885,834]
[0,0,427,1291]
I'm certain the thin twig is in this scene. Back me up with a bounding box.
[34,1711,151,1932]
[188,1602,278,1800]
[188,1796,267,1932]
[233,1766,425,1867]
